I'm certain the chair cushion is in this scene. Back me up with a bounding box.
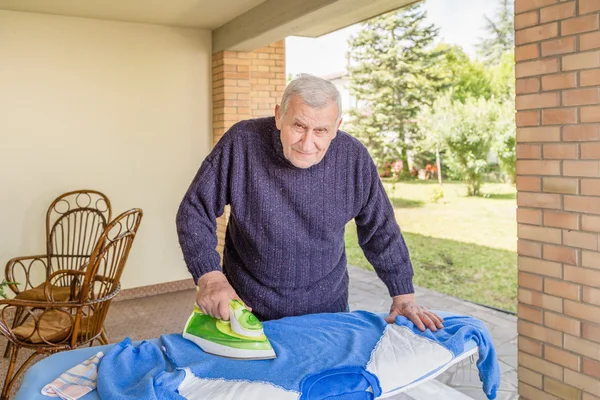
[15,284,73,302]
[12,310,73,344]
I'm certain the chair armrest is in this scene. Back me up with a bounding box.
[5,255,50,296]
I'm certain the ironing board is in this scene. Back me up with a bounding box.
[14,311,480,400]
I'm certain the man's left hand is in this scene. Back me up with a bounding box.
[384,293,444,332]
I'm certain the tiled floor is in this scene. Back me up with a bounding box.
[0,265,517,399]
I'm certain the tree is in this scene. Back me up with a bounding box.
[443,98,501,196]
[433,44,494,103]
[494,99,517,183]
[476,0,515,66]
[346,3,445,170]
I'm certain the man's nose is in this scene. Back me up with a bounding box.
[300,130,316,151]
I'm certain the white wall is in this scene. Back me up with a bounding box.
[0,10,212,289]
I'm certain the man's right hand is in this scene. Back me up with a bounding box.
[196,270,250,321]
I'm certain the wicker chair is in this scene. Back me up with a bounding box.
[3,190,112,357]
[0,208,143,399]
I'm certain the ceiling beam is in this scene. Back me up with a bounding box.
[212,0,418,53]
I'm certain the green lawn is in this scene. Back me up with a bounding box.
[345,181,517,312]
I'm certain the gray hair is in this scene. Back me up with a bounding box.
[280,73,342,120]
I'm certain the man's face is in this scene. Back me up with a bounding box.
[275,95,342,169]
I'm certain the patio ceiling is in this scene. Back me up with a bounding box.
[0,0,418,52]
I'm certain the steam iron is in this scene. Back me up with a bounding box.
[183,299,276,360]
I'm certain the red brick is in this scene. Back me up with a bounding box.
[517,92,560,109]
[563,369,600,398]
[580,0,600,14]
[517,77,541,94]
[520,351,564,381]
[542,36,576,56]
[518,144,542,158]
[583,216,600,233]
[565,334,600,362]
[519,322,563,349]
[563,51,600,71]
[541,1,576,22]
[544,209,580,228]
[519,365,544,388]
[545,376,582,399]
[561,14,600,35]
[519,224,563,243]
[519,303,544,323]
[582,179,600,196]
[515,0,558,13]
[517,160,562,175]
[519,382,556,400]
[543,244,578,264]
[583,143,600,159]
[582,106,600,123]
[544,277,581,300]
[518,126,561,142]
[542,143,577,159]
[582,322,600,343]
[517,111,541,127]
[519,287,564,311]
[519,335,544,357]
[545,344,581,370]
[563,228,600,249]
[563,125,600,141]
[581,32,600,52]
[542,177,579,194]
[518,192,562,208]
[518,207,543,224]
[517,176,543,192]
[563,161,600,177]
[546,311,581,335]
[582,250,600,269]
[517,43,541,61]
[520,240,543,258]
[520,271,544,291]
[516,58,560,78]
[565,265,600,286]
[563,88,600,106]
[542,108,578,125]
[584,286,600,306]
[519,255,563,277]
[581,69,600,87]
[516,10,541,29]
[542,73,577,90]
[584,358,600,379]
[516,22,559,45]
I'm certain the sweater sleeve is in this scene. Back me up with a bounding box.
[354,158,415,297]
[175,131,233,284]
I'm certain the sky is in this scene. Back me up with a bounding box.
[285,0,500,78]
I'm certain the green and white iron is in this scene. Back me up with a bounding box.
[183,299,276,360]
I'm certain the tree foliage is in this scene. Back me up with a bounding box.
[346,3,445,169]
[477,0,515,66]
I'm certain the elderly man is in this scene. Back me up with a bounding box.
[176,74,443,332]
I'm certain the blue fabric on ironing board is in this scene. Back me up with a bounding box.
[96,337,186,400]
[391,314,500,399]
[161,311,387,396]
[160,310,499,399]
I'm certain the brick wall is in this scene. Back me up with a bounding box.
[515,0,600,399]
[211,40,285,261]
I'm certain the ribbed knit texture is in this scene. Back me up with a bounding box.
[176,117,414,320]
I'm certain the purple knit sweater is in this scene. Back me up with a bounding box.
[176,117,414,320]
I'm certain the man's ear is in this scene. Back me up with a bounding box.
[275,105,282,130]
[336,116,343,131]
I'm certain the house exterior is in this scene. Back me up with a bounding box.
[0,0,599,398]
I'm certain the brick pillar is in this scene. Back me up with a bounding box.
[211,40,286,262]
[515,1,600,399]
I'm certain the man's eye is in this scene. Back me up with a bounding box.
[294,123,305,130]
[315,129,326,135]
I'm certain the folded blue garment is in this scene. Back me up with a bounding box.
[97,311,499,400]
[96,338,185,400]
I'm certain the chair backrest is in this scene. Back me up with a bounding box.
[74,208,143,344]
[46,190,112,277]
